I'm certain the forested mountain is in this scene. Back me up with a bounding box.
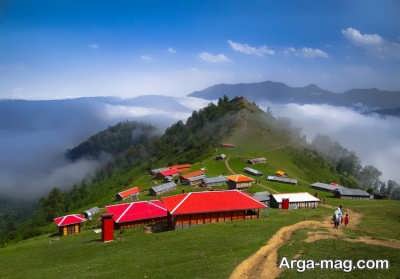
[190,80,400,110]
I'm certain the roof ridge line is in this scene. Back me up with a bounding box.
[116,202,135,223]
[58,215,68,226]
[171,192,193,214]
[147,200,168,211]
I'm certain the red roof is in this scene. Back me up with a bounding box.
[161,190,266,215]
[160,167,179,177]
[105,200,167,224]
[54,214,87,227]
[117,186,140,199]
[169,164,192,170]
[181,170,205,180]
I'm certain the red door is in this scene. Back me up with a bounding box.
[102,213,114,242]
[282,198,289,209]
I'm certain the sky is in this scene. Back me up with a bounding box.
[1,0,400,99]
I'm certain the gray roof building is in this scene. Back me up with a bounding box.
[150,182,177,195]
[244,167,263,176]
[267,175,298,185]
[335,188,371,198]
[202,176,227,186]
[311,182,345,192]
[252,191,270,203]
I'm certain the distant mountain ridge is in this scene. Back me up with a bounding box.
[189,80,400,110]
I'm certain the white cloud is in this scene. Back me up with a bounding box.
[88,43,99,49]
[198,52,231,63]
[342,27,400,59]
[140,55,153,61]
[259,102,400,182]
[228,40,275,56]
[342,27,383,46]
[167,47,177,54]
[284,47,329,58]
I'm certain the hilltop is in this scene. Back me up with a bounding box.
[190,80,400,110]
[0,96,399,278]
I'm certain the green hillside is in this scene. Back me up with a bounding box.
[1,97,399,278]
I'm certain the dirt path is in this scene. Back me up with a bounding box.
[229,220,322,279]
[229,208,400,279]
[224,157,236,175]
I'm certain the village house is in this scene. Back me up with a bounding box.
[267,175,298,185]
[202,176,227,187]
[270,192,320,209]
[161,190,267,229]
[105,200,168,230]
[227,174,255,189]
[334,188,371,200]
[149,182,177,195]
[180,170,206,186]
[244,167,263,176]
[116,186,140,201]
[248,157,267,164]
[54,214,87,236]
[158,167,180,179]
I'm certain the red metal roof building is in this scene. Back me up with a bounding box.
[116,186,140,200]
[158,167,180,178]
[169,163,192,171]
[161,190,267,229]
[105,200,168,229]
[53,214,87,236]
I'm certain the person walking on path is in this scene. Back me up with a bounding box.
[344,213,349,227]
[333,205,343,229]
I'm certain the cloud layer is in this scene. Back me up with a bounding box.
[261,102,400,182]
[228,40,275,56]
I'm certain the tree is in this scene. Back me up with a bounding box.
[357,165,382,190]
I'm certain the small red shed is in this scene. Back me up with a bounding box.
[53,214,87,236]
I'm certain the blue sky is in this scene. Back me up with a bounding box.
[1,0,399,99]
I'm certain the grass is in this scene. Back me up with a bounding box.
[0,208,330,279]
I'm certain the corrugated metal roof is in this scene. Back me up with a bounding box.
[186,174,206,182]
[151,182,177,193]
[253,191,270,202]
[336,188,370,197]
[244,167,263,175]
[311,182,345,192]
[267,175,298,184]
[151,167,169,174]
[272,192,320,203]
[203,176,227,184]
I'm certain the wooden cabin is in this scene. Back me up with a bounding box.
[116,186,140,201]
[53,214,87,236]
[161,190,267,229]
[105,200,168,230]
[226,174,254,189]
[270,192,320,209]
